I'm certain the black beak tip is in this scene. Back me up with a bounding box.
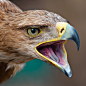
[77,44,80,51]
[72,27,80,51]
[76,38,80,51]
[64,70,72,78]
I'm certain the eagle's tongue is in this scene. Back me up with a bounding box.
[39,44,65,65]
[39,46,59,61]
[45,47,59,62]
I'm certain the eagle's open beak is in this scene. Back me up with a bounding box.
[35,22,80,78]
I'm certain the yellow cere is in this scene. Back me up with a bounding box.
[56,22,68,38]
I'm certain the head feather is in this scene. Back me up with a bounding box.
[0,0,22,13]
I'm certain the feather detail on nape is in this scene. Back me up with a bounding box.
[0,0,22,13]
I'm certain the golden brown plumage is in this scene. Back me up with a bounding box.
[0,0,80,84]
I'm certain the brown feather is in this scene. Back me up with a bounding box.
[0,0,67,84]
[0,62,25,84]
[0,0,24,84]
[0,0,22,13]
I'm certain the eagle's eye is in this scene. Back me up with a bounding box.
[26,28,41,37]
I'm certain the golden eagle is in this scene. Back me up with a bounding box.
[0,0,80,84]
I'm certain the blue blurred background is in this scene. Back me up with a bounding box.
[1,0,86,86]
[2,59,61,86]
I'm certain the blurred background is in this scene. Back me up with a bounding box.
[1,0,86,86]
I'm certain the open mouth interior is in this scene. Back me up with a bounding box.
[36,40,67,65]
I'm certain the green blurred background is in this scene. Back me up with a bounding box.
[1,0,86,86]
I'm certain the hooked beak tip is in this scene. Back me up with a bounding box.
[72,27,80,51]
[58,23,80,51]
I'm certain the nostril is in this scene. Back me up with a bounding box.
[60,28,64,33]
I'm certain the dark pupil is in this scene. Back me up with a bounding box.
[31,28,36,33]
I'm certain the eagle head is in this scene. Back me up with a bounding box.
[0,0,80,83]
